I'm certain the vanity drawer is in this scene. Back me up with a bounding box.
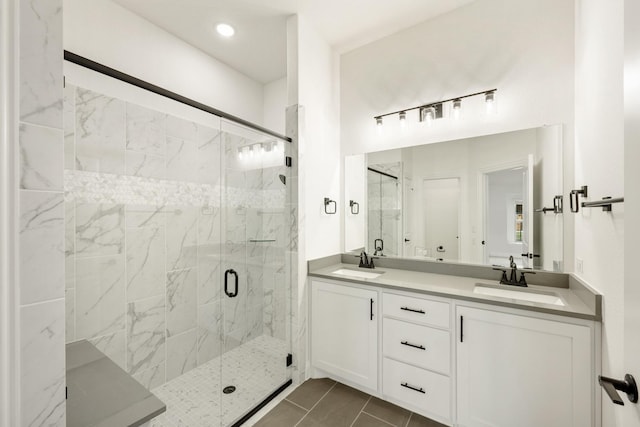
[383,318,450,374]
[383,357,450,422]
[383,293,450,329]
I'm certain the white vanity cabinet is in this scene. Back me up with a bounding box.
[382,292,453,424]
[310,279,378,390]
[309,276,598,427]
[456,305,595,427]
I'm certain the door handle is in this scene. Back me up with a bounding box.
[599,374,638,405]
[521,253,541,259]
[224,269,238,298]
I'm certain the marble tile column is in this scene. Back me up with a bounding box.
[17,0,66,425]
[286,104,306,385]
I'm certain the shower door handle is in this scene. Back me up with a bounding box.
[224,269,238,298]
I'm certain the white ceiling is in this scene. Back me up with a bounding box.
[113,0,475,84]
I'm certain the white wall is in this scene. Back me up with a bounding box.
[408,130,538,264]
[487,169,524,261]
[340,0,575,156]
[263,77,287,134]
[64,0,265,125]
[344,154,366,251]
[297,16,342,260]
[536,126,564,272]
[339,0,575,266]
[623,0,640,424]
[574,0,624,425]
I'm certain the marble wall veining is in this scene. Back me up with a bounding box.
[17,0,66,425]
[285,104,305,385]
[63,83,292,394]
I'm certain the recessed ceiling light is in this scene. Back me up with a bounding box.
[216,23,235,38]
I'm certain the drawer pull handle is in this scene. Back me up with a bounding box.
[401,382,426,394]
[401,341,426,350]
[400,306,425,314]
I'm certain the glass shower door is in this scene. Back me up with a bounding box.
[367,164,401,257]
[219,120,292,426]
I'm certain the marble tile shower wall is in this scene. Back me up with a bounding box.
[18,0,66,425]
[63,84,289,390]
[367,172,400,257]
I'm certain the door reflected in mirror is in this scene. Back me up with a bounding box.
[344,125,564,272]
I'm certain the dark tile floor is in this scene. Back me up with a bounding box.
[254,378,447,427]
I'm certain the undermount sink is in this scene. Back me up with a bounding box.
[331,268,383,280]
[474,284,566,306]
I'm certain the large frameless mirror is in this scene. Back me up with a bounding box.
[345,125,564,272]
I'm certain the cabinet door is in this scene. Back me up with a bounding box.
[311,280,378,390]
[456,306,592,427]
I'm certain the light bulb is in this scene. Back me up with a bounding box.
[238,147,244,160]
[399,111,407,127]
[485,91,495,114]
[452,99,461,120]
[216,23,235,38]
[420,106,435,126]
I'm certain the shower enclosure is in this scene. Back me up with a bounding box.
[63,71,292,426]
[367,164,402,257]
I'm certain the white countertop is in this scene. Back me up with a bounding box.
[308,263,600,321]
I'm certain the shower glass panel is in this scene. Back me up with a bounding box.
[63,80,291,427]
[220,120,292,425]
[367,164,401,257]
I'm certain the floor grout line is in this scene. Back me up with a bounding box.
[292,381,338,427]
[283,398,311,412]
[349,395,372,427]
[360,410,397,427]
[404,412,413,427]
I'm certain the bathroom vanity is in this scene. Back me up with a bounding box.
[308,256,601,427]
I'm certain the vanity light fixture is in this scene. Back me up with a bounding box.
[420,106,436,126]
[452,98,462,120]
[399,111,407,126]
[238,142,282,161]
[485,90,496,113]
[216,23,235,38]
[374,88,497,127]
[275,140,284,153]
